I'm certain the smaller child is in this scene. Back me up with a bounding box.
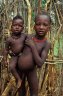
[3,15,26,88]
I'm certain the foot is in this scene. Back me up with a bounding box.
[16,79,22,89]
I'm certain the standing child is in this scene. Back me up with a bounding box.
[17,11,51,96]
[3,15,27,88]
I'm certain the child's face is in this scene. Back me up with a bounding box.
[34,15,50,37]
[11,19,24,35]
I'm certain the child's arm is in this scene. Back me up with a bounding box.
[31,42,51,68]
[25,38,51,68]
[3,38,10,64]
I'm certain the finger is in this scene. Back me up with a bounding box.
[25,39,29,42]
[25,40,28,44]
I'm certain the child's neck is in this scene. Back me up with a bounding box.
[33,35,47,43]
[11,33,21,39]
[35,35,45,40]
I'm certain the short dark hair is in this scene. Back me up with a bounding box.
[34,11,51,24]
[12,15,24,24]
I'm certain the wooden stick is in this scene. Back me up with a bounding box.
[25,0,31,34]
[1,77,15,96]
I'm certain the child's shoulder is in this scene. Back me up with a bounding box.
[46,39,50,43]
[27,33,34,38]
[21,32,28,38]
[45,39,51,48]
[6,36,12,42]
[22,32,35,39]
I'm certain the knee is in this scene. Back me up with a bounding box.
[9,64,15,72]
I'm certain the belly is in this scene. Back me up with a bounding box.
[18,53,34,70]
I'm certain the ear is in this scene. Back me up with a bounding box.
[10,25,12,32]
[33,25,35,30]
[48,25,51,32]
[23,25,24,29]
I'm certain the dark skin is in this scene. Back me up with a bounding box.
[3,17,26,88]
[17,14,51,96]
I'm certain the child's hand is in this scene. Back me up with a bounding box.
[1,59,8,67]
[25,38,35,47]
[2,57,6,63]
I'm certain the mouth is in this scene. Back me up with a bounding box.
[15,30,19,32]
[38,31,45,34]
[13,31,21,34]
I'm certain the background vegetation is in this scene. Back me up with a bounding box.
[0,0,63,96]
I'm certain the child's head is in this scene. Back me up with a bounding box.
[34,11,51,38]
[11,15,24,35]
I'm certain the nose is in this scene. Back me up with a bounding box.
[40,25,43,29]
[16,25,19,28]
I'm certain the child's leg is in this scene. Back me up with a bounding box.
[27,68,38,96]
[9,56,22,88]
[18,74,26,96]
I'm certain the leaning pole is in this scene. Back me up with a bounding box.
[25,0,31,34]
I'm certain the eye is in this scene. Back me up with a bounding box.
[36,23,41,26]
[43,23,48,26]
[12,24,16,26]
[19,24,23,27]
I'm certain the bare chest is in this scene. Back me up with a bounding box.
[11,38,22,46]
[9,37,25,53]
[35,42,46,54]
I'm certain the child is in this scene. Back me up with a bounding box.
[17,11,51,96]
[3,15,27,88]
